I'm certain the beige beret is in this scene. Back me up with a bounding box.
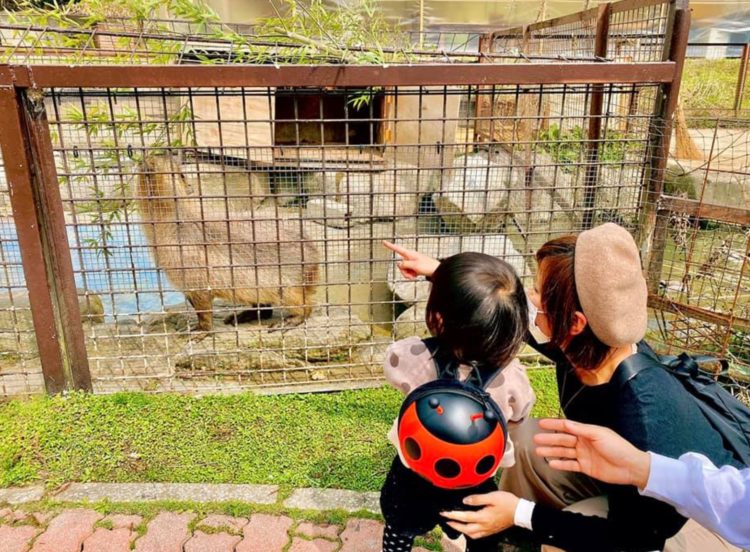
[574,223,648,347]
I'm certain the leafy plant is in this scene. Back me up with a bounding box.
[535,123,640,171]
[5,0,420,256]
[59,102,195,257]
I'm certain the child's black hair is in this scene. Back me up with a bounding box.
[425,252,528,372]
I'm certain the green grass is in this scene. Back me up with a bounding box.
[0,370,559,491]
[681,58,749,119]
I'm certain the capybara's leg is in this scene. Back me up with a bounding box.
[269,287,307,331]
[224,307,273,325]
[186,291,213,332]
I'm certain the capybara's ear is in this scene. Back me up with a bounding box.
[140,155,155,173]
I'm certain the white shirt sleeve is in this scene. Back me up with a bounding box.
[640,452,750,549]
[513,498,535,530]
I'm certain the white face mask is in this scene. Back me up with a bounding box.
[527,296,551,345]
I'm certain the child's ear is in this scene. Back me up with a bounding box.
[569,311,588,337]
[427,311,444,334]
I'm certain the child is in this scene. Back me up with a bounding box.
[381,251,535,552]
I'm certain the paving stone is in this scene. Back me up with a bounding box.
[9,511,31,523]
[0,507,12,521]
[0,487,44,505]
[106,514,143,529]
[133,512,194,552]
[55,483,277,504]
[31,513,51,525]
[235,514,293,552]
[196,514,247,533]
[339,519,384,552]
[295,522,341,540]
[31,509,102,552]
[288,536,338,552]
[184,530,241,552]
[0,525,39,552]
[82,528,133,552]
[284,488,380,513]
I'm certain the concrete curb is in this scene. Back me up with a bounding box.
[0,487,45,505]
[54,483,279,504]
[2,484,379,513]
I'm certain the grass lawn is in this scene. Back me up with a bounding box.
[0,369,559,491]
[681,58,748,117]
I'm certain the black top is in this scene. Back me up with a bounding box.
[528,340,739,552]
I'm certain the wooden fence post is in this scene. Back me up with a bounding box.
[581,3,611,230]
[641,0,690,293]
[0,82,92,393]
[734,43,749,117]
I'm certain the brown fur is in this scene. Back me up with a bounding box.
[136,155,318,332]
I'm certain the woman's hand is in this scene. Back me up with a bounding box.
[440,491,519,540]
[382,241,440,280]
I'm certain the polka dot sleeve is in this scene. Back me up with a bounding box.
[383,336,438,395]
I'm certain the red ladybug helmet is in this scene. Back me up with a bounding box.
[397,364,508,490]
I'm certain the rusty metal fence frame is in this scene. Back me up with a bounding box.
[0,0,692,395]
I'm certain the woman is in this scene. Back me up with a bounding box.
[384,223,740,552]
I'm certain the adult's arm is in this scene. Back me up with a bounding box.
[535,418,750,549]
[643,452,750,549]
[443,486,684,552]
[528,485,686,552]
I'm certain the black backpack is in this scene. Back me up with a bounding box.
[618,345,750,467]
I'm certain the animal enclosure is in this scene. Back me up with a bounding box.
[0,0,745,400]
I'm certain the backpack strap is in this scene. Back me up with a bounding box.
[422,337,487,388]
[662,353,728,378]
[612,352,660,389]
[422,337,459,380]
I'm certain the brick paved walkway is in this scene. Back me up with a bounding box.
[0,507,466,552]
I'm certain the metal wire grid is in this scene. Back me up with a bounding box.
[492,0,671,63]
[0,15,534,66]
[525,13,600,61]
[1,0,675,67]
[607,0,671,62]
[0,147,45,396]
[651,117,750,396]
[22,81,661,395]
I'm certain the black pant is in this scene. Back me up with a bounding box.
[380,456,502,551]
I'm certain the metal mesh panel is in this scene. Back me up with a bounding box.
[651,117,750,401]
[608,0,672,62]
[0,145,45,396]
[0,0,711,398]
[488,0,672,63]
[31,80,664,394]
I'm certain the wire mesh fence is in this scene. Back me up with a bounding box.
[4,0,746,401]
[650,116,750,402]
[490,0,672,63]
[0,149,44,396]
[21,79,661,395]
